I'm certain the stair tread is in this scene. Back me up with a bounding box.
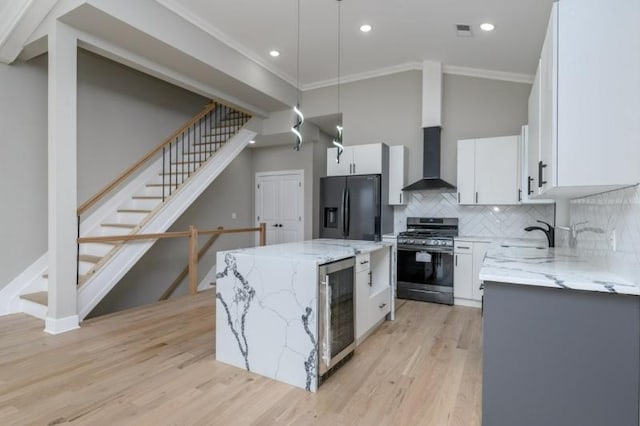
[131,195,164,200]
[101,223,138,228]
[117,208,153,213]
[21,292,48,306]
[79,254,102,263]
[171,161,201,165]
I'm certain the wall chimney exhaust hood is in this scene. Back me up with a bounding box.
[403,127,456,191]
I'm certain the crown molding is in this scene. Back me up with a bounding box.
[155,0,298,87]
[443,65,534,84]
[301,62,423,91]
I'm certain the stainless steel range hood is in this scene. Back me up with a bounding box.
[403,126,456,191]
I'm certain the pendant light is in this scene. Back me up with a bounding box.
[291,0,304,151]
[332,0,344,163]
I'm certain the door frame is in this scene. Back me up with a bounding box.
[255,169,305,246]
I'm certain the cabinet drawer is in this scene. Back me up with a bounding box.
[454,242,473,254]
[369,288,390,321]
[355,254,371,273]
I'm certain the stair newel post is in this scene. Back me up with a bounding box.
[259,222,267,246]
[188,226,199,295]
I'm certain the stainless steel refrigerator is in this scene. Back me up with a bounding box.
[319,175,393,241]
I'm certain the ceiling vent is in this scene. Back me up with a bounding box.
[456,24,473,37]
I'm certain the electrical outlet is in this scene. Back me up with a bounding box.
[610,229,617,251]
[232,212,237,219]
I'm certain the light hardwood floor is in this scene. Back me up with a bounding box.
[0,291,482,425]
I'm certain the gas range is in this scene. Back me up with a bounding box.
[397,217,458,251]
[396,217,459,305]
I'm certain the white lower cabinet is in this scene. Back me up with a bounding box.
[355,248,391,344]
[454,240,488,307]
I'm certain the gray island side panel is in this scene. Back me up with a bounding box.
[482,281,640,426]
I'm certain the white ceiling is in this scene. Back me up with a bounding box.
[160,0,555,88]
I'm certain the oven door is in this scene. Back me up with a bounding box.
[318,257,356,377]
[397,245,454,304]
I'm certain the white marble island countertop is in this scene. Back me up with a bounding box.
[480,245,639,296]
[220,238,392,265]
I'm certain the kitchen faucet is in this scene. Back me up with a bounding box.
[524,220,555,247]
[557,221,605,248]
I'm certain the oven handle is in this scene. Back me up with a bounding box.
[397,245,453,254]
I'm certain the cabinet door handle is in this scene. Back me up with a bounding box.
[457,192,460,203]
[527,176,534,195]
[457,246,470,250]
[353,163,356,174]
[360,260,369,265]
[368,271,372,286]
[518,189,522,202]
[475,192,479,203]
[379,303,387,309]
[399,193,402,204]
[455,255,458,266]
[538,161,547,187]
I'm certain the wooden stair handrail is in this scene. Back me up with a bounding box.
[77,225,263,244]
[160,226,224,301]
[77,102,217,216]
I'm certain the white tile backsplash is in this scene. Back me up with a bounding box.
[394,189,555,242]
[567,184,640,284]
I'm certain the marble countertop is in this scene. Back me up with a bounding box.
[480,245,639,296]
[456,235,546,247]
[221,239,392,265]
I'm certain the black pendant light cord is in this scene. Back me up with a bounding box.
[292,0,304,151]
[333,0,344,163]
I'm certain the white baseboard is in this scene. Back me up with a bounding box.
[44,315,80,334]
[454,298,482,309]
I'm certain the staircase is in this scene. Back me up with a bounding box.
[2,102,256,321]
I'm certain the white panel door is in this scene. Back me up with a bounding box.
[279,175,302,243]
[456,139,476,204]
[475,136,519,205]
[256,171,304,245]
[256,176,280,245]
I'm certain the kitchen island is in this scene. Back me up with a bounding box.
[480,245,640,426]
[215,239,394,392]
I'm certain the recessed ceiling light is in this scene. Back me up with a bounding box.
[249,140,256,144]
[269,50,280,57]
[360,24,372,33]
[480,23,495,32]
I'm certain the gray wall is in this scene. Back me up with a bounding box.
[303,71,424,183]
[0,55,48,291]
[302,71,531,186]
[77,50,208,204]
[441,74,531,185]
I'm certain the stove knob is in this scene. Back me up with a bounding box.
[409,240,415,244]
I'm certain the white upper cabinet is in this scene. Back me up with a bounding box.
[388,145,407,205]
[326,143,386,176]
[457,136,520,205]
[519,125,554,204]
[528,1,640,198]
[327,146,353,176]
